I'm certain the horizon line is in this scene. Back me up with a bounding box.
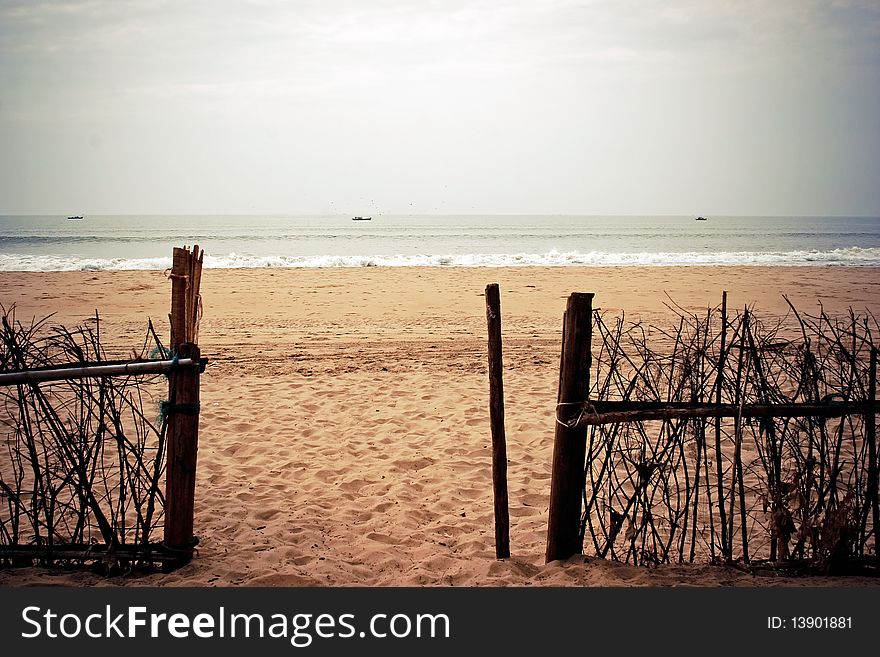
[2,213,879,219]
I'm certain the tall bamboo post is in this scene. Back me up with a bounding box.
[169,247,190,351]
[485,283,510,559]
[163,246,203,566]
[546,292,594,563]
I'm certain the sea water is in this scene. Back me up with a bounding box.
[0,215,878,271]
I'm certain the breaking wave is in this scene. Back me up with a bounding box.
[2,247,879,271]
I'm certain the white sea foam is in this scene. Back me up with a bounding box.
[1,247,880,272]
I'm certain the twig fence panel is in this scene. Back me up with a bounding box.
[0,245,205,573]
[546,292,880,574]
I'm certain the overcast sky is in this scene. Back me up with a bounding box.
[1,0,878,216]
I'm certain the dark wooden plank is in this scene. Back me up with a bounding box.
[485,283,510,559]
[162,342,201,563]
[546,292,594,563]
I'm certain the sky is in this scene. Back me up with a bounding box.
[0,0,878,216]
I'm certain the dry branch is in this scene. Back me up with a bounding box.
[577,298,879,572]
[0,305,172,571]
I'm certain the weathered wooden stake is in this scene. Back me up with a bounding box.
[485,283,510,559]
[170,247,190,351]
[546,292,594,563]
[163,341,201,562]
[163,245,203,566]
[190,246,204,345]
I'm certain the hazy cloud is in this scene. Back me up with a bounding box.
[1,0,877,214]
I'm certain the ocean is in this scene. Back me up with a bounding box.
[0,215,878,271]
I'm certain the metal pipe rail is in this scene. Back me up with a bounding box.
[0,357,205,387]
[563,400,878,428]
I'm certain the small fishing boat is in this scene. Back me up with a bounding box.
[67,215,84,221]
[695,216,708,221]
[351,216,372,221]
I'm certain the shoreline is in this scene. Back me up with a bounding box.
[3,258,880,272]
[2,264,877,325]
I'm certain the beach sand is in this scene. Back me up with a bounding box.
[1,266,879,586]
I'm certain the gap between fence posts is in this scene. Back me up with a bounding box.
[485,283,510,559]
[546,292,594,563]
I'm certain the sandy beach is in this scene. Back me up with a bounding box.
[1,265,879,586]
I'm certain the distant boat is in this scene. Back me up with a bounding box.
[695,216,708,221]
[351,216,372,221]
[67,216,84,220]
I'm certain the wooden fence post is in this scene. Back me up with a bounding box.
[163,341,201,562]
[485,283,510,559]
[546,292,594,563]
[163,245,203,566]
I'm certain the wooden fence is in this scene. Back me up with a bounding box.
[0,246,204,572]
[544,292,880,574]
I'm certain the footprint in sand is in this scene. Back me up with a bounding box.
[254,508,282,522]
[391,457,435,472]
[509,506,540,517]
[366,532,406,545]
[245,573,321,586]
[339,478,372,493]
[313,468,338,483]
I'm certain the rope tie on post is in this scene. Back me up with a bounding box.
[160,353,181,381]
[159,400,201,423]
[555,400,599,428]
